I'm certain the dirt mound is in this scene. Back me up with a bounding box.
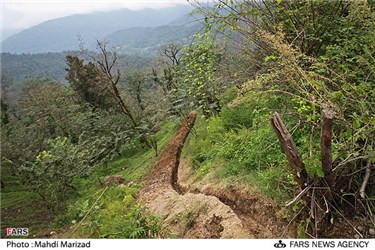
[139,112,295,238]
[99,175,126,187]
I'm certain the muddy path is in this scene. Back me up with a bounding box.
[139,112,295,238]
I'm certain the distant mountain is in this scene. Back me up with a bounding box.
[1,5,194,54]
[1,29,23,41]
[107,24,203,56]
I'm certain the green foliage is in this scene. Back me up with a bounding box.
[121,68,150,111]
[3,0,375,238]
[1,80,80,170]
[274,0,350,57]
[67,186,162,239]
[180,33,224,118]
[61,121,178,238]
[1,79,134,173]
[65,55,117,110]
[1,52,69,85]
[108,25,202,57]
[185,92,296,199]
[212,0,374,182]
[19,137,92,211]
[220,104,253,130]
[195,0,375,231]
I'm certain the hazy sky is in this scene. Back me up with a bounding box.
[1,0,190,33]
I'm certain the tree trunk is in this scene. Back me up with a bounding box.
[271,112,308,189]
[321,108,334,186]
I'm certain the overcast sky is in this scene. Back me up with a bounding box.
[1,0,190,33]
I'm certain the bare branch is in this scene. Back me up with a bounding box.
[271,111,309,189]
[360,159,372,199]
[286,185,312,207]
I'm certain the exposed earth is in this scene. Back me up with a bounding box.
[138,112,296,238]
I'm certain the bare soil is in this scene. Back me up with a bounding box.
[138,112,296,238]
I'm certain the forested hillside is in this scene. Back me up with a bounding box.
[106,24,202,56]
[1,52,152,87]
[1,0,374,239]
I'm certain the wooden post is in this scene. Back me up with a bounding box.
[271,112,308,189]
[321,108,334,186]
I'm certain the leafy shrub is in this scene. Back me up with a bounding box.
[98,202,162,239]
[19,137,92,211]
[179,33,224,118]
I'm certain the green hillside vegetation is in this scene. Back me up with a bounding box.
[1,52,152,87]
[1,52,70,84]
[107,24,203,56]
[1,0,374,239]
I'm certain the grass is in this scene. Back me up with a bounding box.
[182,92,299,203]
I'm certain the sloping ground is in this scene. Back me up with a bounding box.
[177,158,296,238]
[138,112,296,238]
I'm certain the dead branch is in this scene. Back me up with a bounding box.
[359,158,372,199]
[271,112,309,189]
[321,108,334,186]
[286,184,312,207]
[310,188,316,219]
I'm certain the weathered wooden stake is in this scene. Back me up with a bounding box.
[271,112,308,189]
[321,108,334,186]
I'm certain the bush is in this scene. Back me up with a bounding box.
[19,137,92,211]
[221,104,254,130]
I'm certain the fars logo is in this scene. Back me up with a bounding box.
[6,227,29,236]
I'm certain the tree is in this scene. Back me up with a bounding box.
[180,33,223,118]
[159,43,182,66]
[122,68,149,111]
[65,55,116,110]
[66,40,159,155]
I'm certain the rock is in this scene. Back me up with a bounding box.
[357,226,364,232]
[369,228,375,236]
[354,234,360,239]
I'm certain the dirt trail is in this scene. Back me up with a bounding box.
[139,112,295,238]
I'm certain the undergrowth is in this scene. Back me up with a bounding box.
[184,88,312,202]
